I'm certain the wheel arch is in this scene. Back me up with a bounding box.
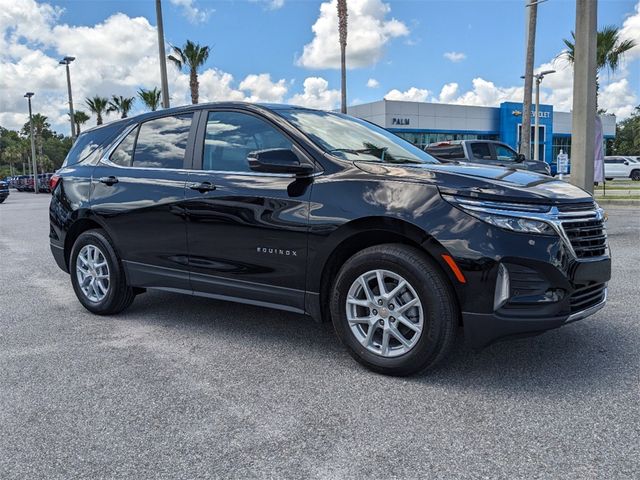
[63,216,109,270]
[312,216,463,323]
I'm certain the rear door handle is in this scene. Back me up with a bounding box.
[189,181,216,193]
[99,176,118,186]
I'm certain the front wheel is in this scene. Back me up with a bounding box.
[631,170,640,181]
[70,229,135,315]
[330,244,458,376]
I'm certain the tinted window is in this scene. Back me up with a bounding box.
[471,143,492,160]
[494,144,518,162]
[62,123,122,167]
[203,111,292,172]
[278,109,438,165]
[133,114,192,169]
[425,145,464,160]
[110,127,137,167]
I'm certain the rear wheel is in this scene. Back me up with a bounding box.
[330,244,458,376]
[631,170,640,181]
[70,229,135,315]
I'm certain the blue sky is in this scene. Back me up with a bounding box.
[1,0,638,133]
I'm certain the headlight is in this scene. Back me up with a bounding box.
[442,194,557,235]
[469,211,556,234]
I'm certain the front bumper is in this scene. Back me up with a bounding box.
[463,287,607,348]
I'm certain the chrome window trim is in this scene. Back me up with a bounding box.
[443,194,608,260]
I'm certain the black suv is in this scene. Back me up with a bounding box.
[0,178,9,203]
[50,103,610,375]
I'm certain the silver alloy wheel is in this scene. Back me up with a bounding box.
[76,244,110,303]
[346,269,424,358]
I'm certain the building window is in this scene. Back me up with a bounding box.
[394,131,498,149]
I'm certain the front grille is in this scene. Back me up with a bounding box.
[557,201,596,212]
[561,216,607,258]
[570,283,606,313]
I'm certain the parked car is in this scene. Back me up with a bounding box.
[0,179,9,203]
[604,156,640,181]
[15,175,31,191]
[424,140,551,175]
[37,173,53,193]
[50,103,610,376]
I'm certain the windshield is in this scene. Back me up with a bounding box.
[278,109,439,165]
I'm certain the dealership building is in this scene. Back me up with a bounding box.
[347,100,616,165]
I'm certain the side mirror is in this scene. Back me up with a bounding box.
[247,149,314,175]
[624,160,630,165]
[516,153,526,162]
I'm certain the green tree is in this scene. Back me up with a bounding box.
[86,96,109,125]
[108,95,135,119]
[561,25,636,103]
[337,0,348,114]
[612,106,640,156]
[73,111,90,135]
[138,87,162,111]
[168,40,211,104]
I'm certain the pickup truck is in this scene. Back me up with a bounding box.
[425,140,551,175]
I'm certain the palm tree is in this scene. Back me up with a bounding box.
[30,114,49,157]
[561,25,636,102]
[108,95,135,119]
[337,0,348,114]
[85,96,109,125]
[168,40,211,104]
[72,111,90,136]
[138,87,162,111]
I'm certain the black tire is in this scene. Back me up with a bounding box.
[605,177,614,181]
[0,198,5,204]
[631,170,640,181]
[69,229,135,315]
[330,244,458,376]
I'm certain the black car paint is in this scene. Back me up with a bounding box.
[0,180,9,202]
[50,102,611,348]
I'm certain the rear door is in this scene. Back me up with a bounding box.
[184,109,314,313]
[90,113,197,291]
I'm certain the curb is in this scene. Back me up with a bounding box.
[596,200,640,207]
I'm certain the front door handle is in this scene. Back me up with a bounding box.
[99,176,118,186]
[189,181,216,193]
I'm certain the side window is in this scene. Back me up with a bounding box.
[470,143,492,160]
[110,127,138,167]
[133,114,193,169]
[203,111,293,172]
[494,145,518,162]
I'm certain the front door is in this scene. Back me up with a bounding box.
[91,113,196,290]
[184,109,314,313]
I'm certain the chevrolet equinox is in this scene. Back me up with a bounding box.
[50,103,611,375]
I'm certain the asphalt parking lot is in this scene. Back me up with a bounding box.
[1,191,638,479]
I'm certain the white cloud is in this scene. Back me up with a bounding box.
[238,73,288,102]
[599,78,638,119]
[443,51,466,63]
[619,1,640,62]
[250,0,285,9]
[288,77,340,109]
[437,83,459,103]
[366,78,380,88]
[384,87,430,102]
[169,0,213,24]
[297,0,409,69]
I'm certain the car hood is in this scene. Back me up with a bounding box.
[354,161,592,205]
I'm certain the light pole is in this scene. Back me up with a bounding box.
[59,56,76,139]
[155,0,170,109]
[521,70,555,161]
[24,92,38,195]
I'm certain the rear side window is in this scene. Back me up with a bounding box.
[62,124,122,167]
[132,114,193,169]
[470,143,492,160]
[110,128,137,167]
[425,145,464,160]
